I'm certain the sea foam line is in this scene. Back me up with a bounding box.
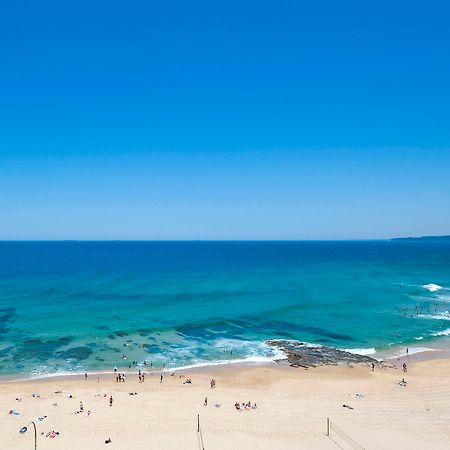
[417,312,450,321]
[5,341,288,382]
[431,328,450,337]
[386,347,438,360]
[343,348,376,356]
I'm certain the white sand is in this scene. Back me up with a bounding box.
[1,358,450,449]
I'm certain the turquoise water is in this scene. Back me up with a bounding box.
[0,241,449,378]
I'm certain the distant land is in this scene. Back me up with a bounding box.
[391,235,450,242]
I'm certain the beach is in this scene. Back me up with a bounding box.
[1,241,449,449]
[2,353,450,449]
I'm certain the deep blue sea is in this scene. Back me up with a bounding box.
[0,241,449,378]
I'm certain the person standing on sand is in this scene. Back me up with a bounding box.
[372,362,375,371]
[204,397,208,406]
[85,372,88,380]
[109,396,113,407]
[160,374,163,383]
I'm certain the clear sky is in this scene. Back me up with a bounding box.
[1,1,449,240]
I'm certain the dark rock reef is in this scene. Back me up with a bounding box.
[267,340,381,369]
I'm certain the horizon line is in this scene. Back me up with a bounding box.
[0,238,428,242]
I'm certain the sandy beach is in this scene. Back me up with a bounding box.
[1,354,450,450]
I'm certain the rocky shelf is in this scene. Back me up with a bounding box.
[267,340,381,369]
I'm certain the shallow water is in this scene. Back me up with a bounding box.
[0,241,449,377]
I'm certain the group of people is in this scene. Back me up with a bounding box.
[138,370,146,382]
[234,401,257,411]
[43,430,60,439]
[115,373,127,382]
[210,378,216,388]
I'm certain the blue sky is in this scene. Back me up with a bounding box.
[1,1,449,239]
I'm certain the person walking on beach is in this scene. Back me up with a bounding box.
[204,397,208,406]
[80,401,84,412]
[160,374,163,383]
[109,395,113,407]
[85,372,88,380]
[372,362,375,371]
[403,363,407,373]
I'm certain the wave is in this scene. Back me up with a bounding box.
[5,340,288,382]
[387,346,437,359]
[417,312,450,321]
[343,347,376,356]
[431,328,450,337]
[423,283,444,292]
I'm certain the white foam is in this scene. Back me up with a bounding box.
[417,312,450,321]
[157,339,288,372]
[388,347,437,359]
[423,283,443,292]
[414,336,424,340]
[408,347,436,355]
[432,328,450,337]
[343,347,376,356]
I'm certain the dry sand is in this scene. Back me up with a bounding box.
[1,356,449,449]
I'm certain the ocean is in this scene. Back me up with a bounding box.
[0,241,449,378]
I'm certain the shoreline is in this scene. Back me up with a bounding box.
[2,341,448,384]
